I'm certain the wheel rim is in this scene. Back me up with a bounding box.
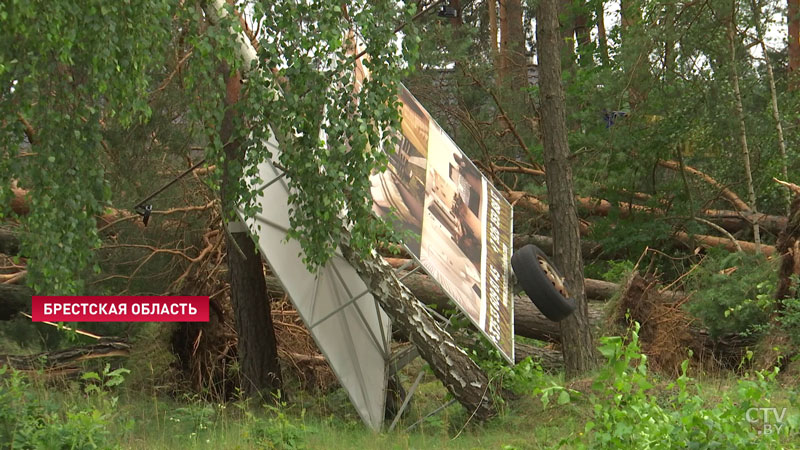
[537,255,569,298]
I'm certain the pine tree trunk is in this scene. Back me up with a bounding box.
[789,0,800,90]
[727,16,762,252]
[502,0,526,91]
[339,238,497,422]
[498,0,509,82]
[573,2,592,67]
[596,1,609,65]
[488,0,499,62]
[218,67,283,400]
[205,0,283,400]
[225,229,283,398]
[536,0,597,378]
[751,0,790,215]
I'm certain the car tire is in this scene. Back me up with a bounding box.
[511,244,577,322]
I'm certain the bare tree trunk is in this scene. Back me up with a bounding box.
[449,0,462,26]
[573,2,592,67]
[789,0,800,90]
[499,0,509,83]
[751,0,790,215]
[339,237,497,422]
[536,0,597,378]
[203,0,285,400]
[620,0,646,108]
[727,15,762,252]
[596,1,609,65]
[488,0,499,61]
[218,68,283,399]
[499,0,526,90]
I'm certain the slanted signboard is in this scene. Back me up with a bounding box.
[369,86,515,363]
[236,138,391,431]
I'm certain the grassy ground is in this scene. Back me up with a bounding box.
[109,373,585,449]
[3,359,797,450]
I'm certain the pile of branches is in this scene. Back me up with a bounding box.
[612,270,754,375]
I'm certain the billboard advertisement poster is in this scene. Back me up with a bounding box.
[369,85,515,363]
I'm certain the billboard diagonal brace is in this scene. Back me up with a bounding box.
[329,281,374,419]
[397,264,422,281]
[329,264,387,357]
[253,170,286,194]
[308,288,369,330]
[388,371,425,432]
[404,399,458,432]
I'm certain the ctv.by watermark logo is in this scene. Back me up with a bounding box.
[746,407,792,435]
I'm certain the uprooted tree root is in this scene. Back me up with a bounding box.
[611,271,753,375]
[169,239,336,402]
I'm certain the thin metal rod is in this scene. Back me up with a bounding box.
[388,371,425,432]
[421,302,449,324]
[134,158,206,209]
[309,290,365,330]
[397,264,422,281]
[250,214,289,233]
[404,399,457,432]
[254,170,286,193]
[328,264,386,357]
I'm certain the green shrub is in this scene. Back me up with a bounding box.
[685,249,775,338]
[561,322,795,449]
[0,364,130,449]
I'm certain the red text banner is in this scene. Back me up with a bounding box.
[31,296,209,322]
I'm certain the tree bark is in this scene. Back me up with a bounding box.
[225,230,283,398]
[537,0,597,378]
[573,1,592,67]
[750,0,790,215]
[596,1,609,65]
[339,238,497,422]
[488,0,499,62]
[498,0,526,91]
[218,65,282,399]
[775,195,800,304]
[727,15,762,252]
[789,0,800,90]
[499,0,509,83]
[674,231,775,256]
[0,341,130,373]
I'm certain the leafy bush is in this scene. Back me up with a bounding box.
[560,323,795,449]
[775,281,800,346]
[685,249,775,337]
[0,364,130,449]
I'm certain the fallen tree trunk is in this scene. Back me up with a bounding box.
[339,240,497,421]
[674,231,776,256]
[514,342,563,370]
[513,234,605,259]
[0,341,130,374]
[507,189,786,235]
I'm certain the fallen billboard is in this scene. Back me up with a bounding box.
[369,86,515,363]
[236,135,391,431]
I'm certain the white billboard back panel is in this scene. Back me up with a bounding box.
[236,135,391,431]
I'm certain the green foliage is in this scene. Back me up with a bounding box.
[685,249,775,338]
[775,282,800,346]
[0,0,175,294]
[246,402,306,449]
[562,323,794,449]
[1,0,420,292]
[184,1,420,271]
[0,364,132,449]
